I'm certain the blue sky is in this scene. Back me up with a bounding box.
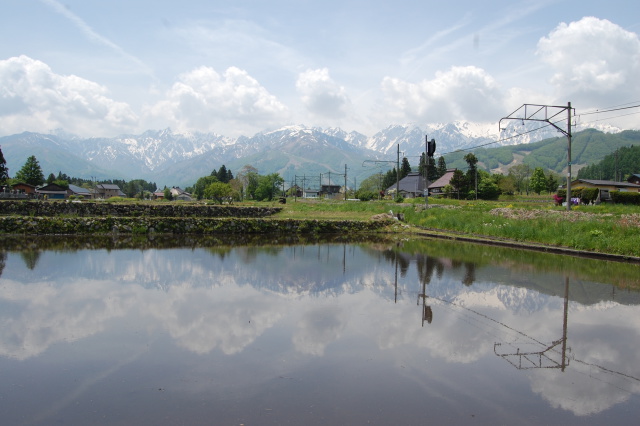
[1,0,639,137]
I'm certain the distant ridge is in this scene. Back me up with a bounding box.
[0,122,624,187]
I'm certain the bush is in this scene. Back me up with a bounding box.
[610,191,640,205]
[355,190,376,201]
[579,188,599,204]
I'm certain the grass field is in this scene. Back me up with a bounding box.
[269,196,640,258]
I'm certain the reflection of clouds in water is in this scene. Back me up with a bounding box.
[144,286,284,355]
[292,305,346,356]
[0,277,285,359]
[372,298,493,363]
[2,256,640,417]
[0,280,133,360]
[529,303,640,416]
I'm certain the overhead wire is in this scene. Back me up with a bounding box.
[442,103,640,156]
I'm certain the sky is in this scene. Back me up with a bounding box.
[1,0,639,138]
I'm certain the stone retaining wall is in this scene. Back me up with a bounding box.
[0,200,280,218]
[0,216,390,235]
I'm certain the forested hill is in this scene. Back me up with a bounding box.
[577,144,640,180]
[444,129,640,175]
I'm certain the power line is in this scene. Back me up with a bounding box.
[443,106,640,156]
[578,102,640,116]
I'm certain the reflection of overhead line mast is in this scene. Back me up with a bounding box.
[436,279,640,384]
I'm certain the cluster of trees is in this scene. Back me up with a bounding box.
[185,164,284,203]
[354,152,561,201]
[444,159,560,200]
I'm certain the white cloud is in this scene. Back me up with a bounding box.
[0,56,138,137]
[378,65,505,124]
[296,68,352,120]
[537,17,640,106]
[145,66,289,136]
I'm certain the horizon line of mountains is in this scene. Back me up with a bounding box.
[0,120,625,188]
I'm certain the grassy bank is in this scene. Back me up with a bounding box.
[271,197,640,258]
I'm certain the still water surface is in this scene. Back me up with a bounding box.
[1,235,639,425]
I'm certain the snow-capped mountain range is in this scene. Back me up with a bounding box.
[0,121,621,187]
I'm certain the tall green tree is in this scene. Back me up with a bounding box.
[163,187,173,201]
[546,172,560,193]
[254,173,283,201]
[203,182,232,204]
[530,167,547,194]
[464,153,479,197]
[217,165,229,183]
[382,168,397,191]
[0,146,9,184]
[508,164,531,194]
[190,175,219,200]
[236,165,259,200]
[449,169,466,199]
[359,172,384,194]
[400,157,412,180]
[15,155,45,186]
[436,156,447,178]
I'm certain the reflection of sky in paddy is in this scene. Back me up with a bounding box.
[0,240,639,425]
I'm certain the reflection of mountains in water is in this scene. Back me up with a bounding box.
[4,238,640,311]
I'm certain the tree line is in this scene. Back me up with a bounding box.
[354,152,561,201]
[0,150,157,198]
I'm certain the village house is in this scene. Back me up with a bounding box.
[68,184,92,199]
[93,184,125,199]
[385,172,427,198]
[170,187,193,201]
[36,183,68,200]
[428,169,457,195]
[628,174,640,185]
[570,178,640,193]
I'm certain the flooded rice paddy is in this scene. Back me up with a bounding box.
[0,235,639,425]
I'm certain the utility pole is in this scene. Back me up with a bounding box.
[500,103,573,210]
[344,164,348,200]
[425,137,428,208]
[425,137,436,208]
[396,144,400,199]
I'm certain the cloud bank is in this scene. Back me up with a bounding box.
[1,17,638,137]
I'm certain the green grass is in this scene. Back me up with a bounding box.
[270,197,640,257]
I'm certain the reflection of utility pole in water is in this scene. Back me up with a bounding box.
[417,280,433,326]
[494,276,570,371]
[394,253,398,303]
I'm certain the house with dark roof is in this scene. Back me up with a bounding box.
[385,172,426,198]
[68,184,92,199]
[628,174,640,186]
[428,169,457,195]
[93,184,125,199]
[571,179,640,193]
[36,183,68,200]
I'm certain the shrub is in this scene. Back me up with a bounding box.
[355,190,376,201]
[610,191,640,205]
[580,188,599,204]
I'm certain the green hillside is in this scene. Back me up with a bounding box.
[444,129,640,174]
